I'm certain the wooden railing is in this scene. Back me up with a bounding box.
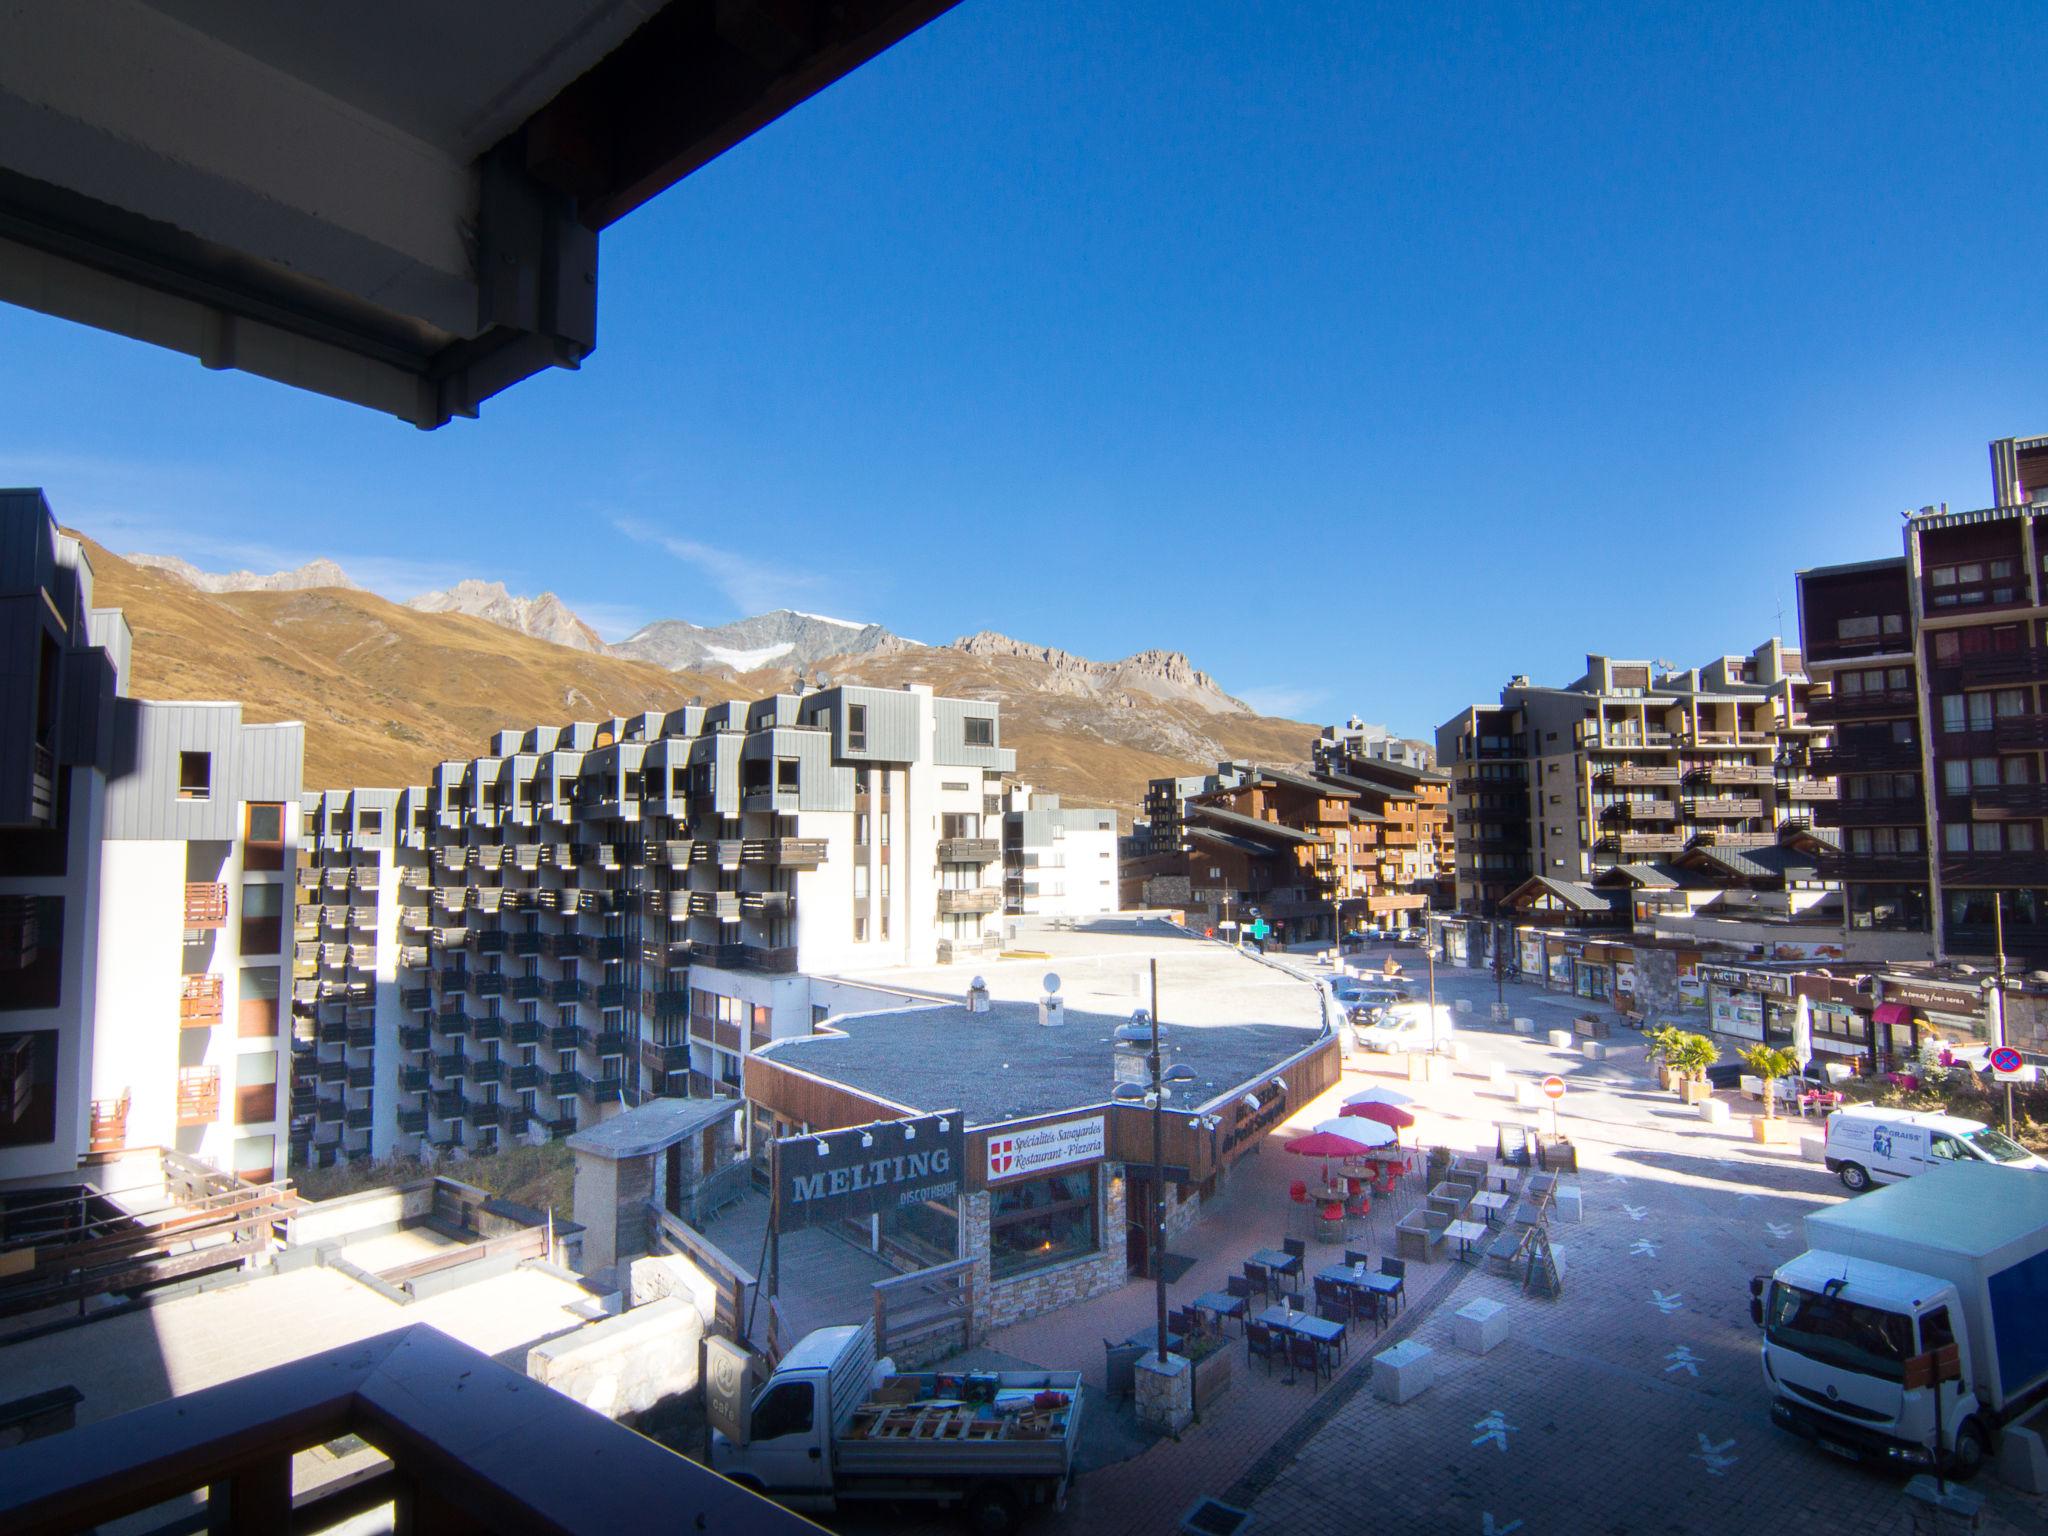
[87,1092,129,1154]
[179,973,223,1026]
[648,1203,755,1343]
[873,1256,975,1366]
[182,882,228,929]
[176,1067,220,1126]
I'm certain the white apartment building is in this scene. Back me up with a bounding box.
[305,683,1015,1165]
[1000,786,1118,917]
[1,489,302,1187]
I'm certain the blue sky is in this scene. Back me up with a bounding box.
[3,2,2044,735]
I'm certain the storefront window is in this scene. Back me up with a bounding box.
[883,1196,959,1268]
[989,1168,1098,1280]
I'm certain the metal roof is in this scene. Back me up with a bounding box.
[1189,803,1324,845]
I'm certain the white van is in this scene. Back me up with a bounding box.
[1354,1001,1455,1054]
[1823,1105,2045,1191]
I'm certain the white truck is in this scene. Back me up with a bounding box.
[1353,1001,1455,1054]
[1753,1162,2048,1480]
[710,1322,1083,1534]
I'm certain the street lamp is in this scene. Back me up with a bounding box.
[1113,1006,1197,1365]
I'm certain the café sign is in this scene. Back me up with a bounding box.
[1698,965,1794,998]
[774,1111,963,1231]
[985,1115,1105,1183]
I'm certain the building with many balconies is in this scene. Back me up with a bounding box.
[298,684,1015,1165]
[2,489,302,1187]
[999,785,1117,917]
[1436,641,1831,915]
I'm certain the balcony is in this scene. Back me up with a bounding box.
[743,837,827,867]
[435,1053,468,1078]
[1929,645,2047,692]
[586,1075,624,1099]
[472,973,507,998]
[658,839,696,869]
[1704,763,1777,786]
[176,1067,220,1126]
[508,1019,542,1047]
[1784,778,1837,800]
[937,837,1001,864]
[551,1023,587,1052]
[743,784,801,813]
[1940,852,2046,885]
[594,1028,634,1057]
[1809,744,1919,774]
[594,935,628,960]
[1606,800,1676,822]
[314,1094,344,1124]
[433,1006,469,1033]
[742,889,792,918]
[1973,784,2048,818]
[596,982,633,1009]
[550,1070,590,1096]
[689,941,799,975]
[691,890,741,921]
[183,882,229,930]
[1812,851,1929,881]
[509,1063,544,1091]
[937,886,1001,915]
[438,967,470,994]
[1691,830,1775,850]
[509,975,547,1002]
[1804,688,1919,722]
[179,973,223,1027]
[1607,833,1684,854]
[471,1014,506,1043]
[651,890,694,921]
[1815,796,1923,827]
[1690,797,1763,819]
[399,1066,429,1093]
[397,1107,428,1134]
[654,988,691,1020]
[432,1091,470,1119]
[474,929,509,955]
[1994,715,2048,750]
[552,977,589,1004]
[315,1057,347,1084]
[511,931,544,957]
[1600,765,1681,787]
[88,1091,130,1154]
[547,932,588,958]
[642,1039,691,1074]
[345,1106,374,1131]
[398,1024,431,1052]
[397,985,431,1012]
[469,1057,506,1085]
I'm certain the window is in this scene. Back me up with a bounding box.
[749,1381,815,1441]
[244,802,284,871]
[989,1167,1099,1280]
[235,1050,277,1123]
[847,704,868,751]
[359,809,383,833]
[1939,696,1965,733]
[1920,1306,1955,1355]
[964,717,995,747]
[178,751,212,800]
[232,1133,275,1184]
[239,882,284,954]
[238,966,280,1037]
[2009,824,2037,852]
[1969,694,1993,732]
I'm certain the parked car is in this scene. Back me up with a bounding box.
[1353,1002,1455,1053]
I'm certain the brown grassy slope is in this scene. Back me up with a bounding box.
[77,539,747,790]
[734,648,1318,824]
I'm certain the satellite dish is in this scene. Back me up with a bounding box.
[1043,973,1061,995]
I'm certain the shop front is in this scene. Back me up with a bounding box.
[1874,978,1988,1064]
[1699,964,1798,1047]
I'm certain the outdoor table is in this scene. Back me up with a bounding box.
[1126,1323,1186,1355]
[1468,1191,1511,1225]
[1483,1163,1517,1193]
[1315,1264,1401,1316]
[1444,1219,1489,1263]
[1249,1247,1302,1278]
[1193,1290,1246,1333]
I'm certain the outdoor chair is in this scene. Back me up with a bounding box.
[1312,1278,1345,1324]
[1379,1256,1407,1313]
[1394,1211,1443,1264]
[1246,1322,1280,1375]
[1287,1333,1328,1387]
[1243,1261,1273,1305]
[1344,1248,1371,1269]
[1282,1237,1307,1264]
[1225,1274,1253,1307]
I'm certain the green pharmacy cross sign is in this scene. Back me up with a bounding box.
[1247,919,1271,941]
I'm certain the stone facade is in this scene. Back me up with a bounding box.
[966,1161,1131,1334]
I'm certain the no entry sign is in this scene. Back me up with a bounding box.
[1541,1075,1567,1100]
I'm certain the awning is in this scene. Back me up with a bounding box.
[1873,1003,1912,1026]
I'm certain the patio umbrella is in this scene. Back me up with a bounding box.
[1311,1117,1398,1148]
[1285,1129,1379,1159]
[1339,1101,1415,1132]
[1343,1085,1414,1110]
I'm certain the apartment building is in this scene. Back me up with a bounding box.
[1136,764,1249,855]
[303,684,1014,1164]
[1436,641,1830,914]
[999,786,1117,917]
[1312,740,1454,910]
[1796,436,2048,967]
[1,490,302,1186]
[1314,716,1432,771]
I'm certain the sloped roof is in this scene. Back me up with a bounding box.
[1500,876,1627,913]
[1190,803,1323,845]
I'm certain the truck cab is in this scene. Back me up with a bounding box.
[1823,1105,2045,1191]
[712,1325,874,1511]
[1758,1254,1977,1474]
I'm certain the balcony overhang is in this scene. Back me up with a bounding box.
[0,0,961,428]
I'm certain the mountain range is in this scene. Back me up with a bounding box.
[111,548,1321,819]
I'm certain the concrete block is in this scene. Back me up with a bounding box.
[1554,1182,1583,1223]
[1547,1029,1575,1049]
[1514,1081,1546,1109]
[1486,1061,1511,1094]
[526,1297,703,1421]
[1447,1039,1471,1064]
[1454,998,1472,1014]
[1904,1474,1985,1533]
[1995,1408,2048,1494]
[1697,1098,1730,1126]
[1512,1017,1534,1035]
[1424,1054,1453,1084]
[1452,1299,1508,1355]
[1371,1340,1435,1404]
[1800,1135,1826,1163]
[1580,1040,1606,1061]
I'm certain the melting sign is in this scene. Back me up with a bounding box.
[775,1111,964,1231]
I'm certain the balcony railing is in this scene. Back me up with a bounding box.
[1940,852,2046,885]
[471,1015,506,1043]
[742,837,827,867]
[1815,796,1923,827]
[1601,765,1681,786]
[176,1067,220,1126]
[397,1106,428,1134]
[398,1024,431,1052]
[1812,851,1929,881]
[1704,763,1777,785]
[1994,715,2048,750]
[183,882,228,930]
[1604,833,1684,854]
[179,973,223,1027]
[1809,744,1919,774]
[88,1090,130,1153]
[937,837,1001,864]
[399,1066,430,1093]
[551,1023,586,1052]
[1929,645,2048,692]
[936,886,1002,915]
[1784,778,1837,800]
[508,1019,542,1047]
[434,1006,469,1033]
[1606,800,1676,821]
[1690,797,1763,818]
[741,890,792,918]
[1804,687,1919,722]
[1972,784,2048,818]
[692,891,741,921]
[594,1029,634,1057]
[553,978,589,1004]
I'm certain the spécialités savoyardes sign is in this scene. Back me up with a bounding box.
[773,1111,964,1233]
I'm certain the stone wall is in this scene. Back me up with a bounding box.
[967,1161,1131,1334]
[2007,992,2048,1054]
[526,1297,703,1421]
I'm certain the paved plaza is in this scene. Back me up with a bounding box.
[849,940,2047,1536]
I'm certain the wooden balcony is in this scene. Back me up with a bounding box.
[1804,687,1919,722]
[742,837,827,867]
[1784,779,1837,800]
[1815,796,1922,827]
[1609,833,1684,854]
[88,1091,130,1154]
[1609,800,1676,821]
[741,889,792,918]
[176,1067,220,1126]
[691,890,741,921]
[1705,764,1776,786]
[179,973,223,1027]
[1690,797,1763,818]
[1602,765,1681,786]
[1973,784,2048,818]
[1940,852,2047,886]
[936,886,1001,915]
[1810,744,1919,774]
[937,837,1001,864]
[183,882,228,930]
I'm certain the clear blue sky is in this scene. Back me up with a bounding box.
[3,2,2043,736]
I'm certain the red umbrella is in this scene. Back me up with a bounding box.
[1340,1099,1415,1131]
[1285,1130,1377,1158]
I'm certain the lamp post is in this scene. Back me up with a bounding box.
[1113,988,1196,1365]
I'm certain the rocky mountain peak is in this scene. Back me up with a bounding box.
[128,552,359,593]
[945,632,1248,715]
[406,580,604,653]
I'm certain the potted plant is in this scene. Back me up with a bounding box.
[1643,1026,1683,1092]
[1739,1044,1801,1143]
[1673,1033,1719,1105]
[1188,1329,1232,1412]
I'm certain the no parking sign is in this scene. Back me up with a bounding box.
[1990,1046,2037,1083]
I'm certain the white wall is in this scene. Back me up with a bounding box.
[92,839,187,1152]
